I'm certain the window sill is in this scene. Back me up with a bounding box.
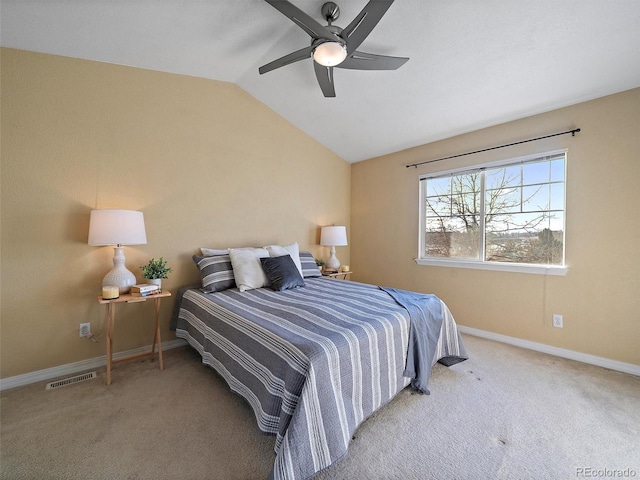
[414,258,568,276]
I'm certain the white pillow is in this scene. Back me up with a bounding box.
[200,248,230,256]
[228,247,270,292]
[264,242,303,278]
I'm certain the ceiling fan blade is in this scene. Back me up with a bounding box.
[341,0,394,55]
[313,61,336,97]
[337,51,409,70]
[259,45,315,74]
[265,0,336,42]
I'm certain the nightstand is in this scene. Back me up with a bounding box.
[322,271,353,280]
[97,291,171,385]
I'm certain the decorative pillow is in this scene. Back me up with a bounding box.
[200,248,230,256]
[192,254,236,292]
[228,247,270,292]
[264,242,303,278]
[299,251,322,278]
[260,255,305,291]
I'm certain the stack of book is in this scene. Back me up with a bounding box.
[130,284,160,297]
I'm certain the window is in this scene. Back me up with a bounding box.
[418,151,567,275]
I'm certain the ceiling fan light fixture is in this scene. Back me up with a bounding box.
[313,41,347,67]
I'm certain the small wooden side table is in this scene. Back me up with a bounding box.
[322,271,353,280]
[97,291,171,385]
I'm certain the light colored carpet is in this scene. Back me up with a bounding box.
[1,335,639,480]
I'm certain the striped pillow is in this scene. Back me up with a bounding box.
[299,251,322,278]
[193,254,236,292]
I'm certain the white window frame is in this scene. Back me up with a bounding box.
[416,149,568,276]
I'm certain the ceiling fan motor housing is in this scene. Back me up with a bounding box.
[312,25,345,48]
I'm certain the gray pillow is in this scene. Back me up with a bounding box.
[299,251,322,278]
[193,254,236,292]
[260,255,305,291]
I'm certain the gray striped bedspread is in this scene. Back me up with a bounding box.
[171,277,467,480]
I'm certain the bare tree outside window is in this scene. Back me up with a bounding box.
[422,154,565,266]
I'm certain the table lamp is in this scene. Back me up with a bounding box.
[320,225,348,271]
[88,209,147,294]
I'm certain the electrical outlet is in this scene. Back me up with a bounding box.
[552,314,563,328]
[79,322,91,337]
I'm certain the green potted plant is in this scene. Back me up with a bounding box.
[140,257,172,291]
[315,258,325,272]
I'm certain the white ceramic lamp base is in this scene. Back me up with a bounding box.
[325,246,341,270]
[102,246,136,294]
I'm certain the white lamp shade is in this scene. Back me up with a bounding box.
[320,226,348,246]
[88,209,147,246]
[313,42,347,67]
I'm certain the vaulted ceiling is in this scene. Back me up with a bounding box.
[2,0,640,162]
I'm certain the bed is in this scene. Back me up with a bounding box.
[170,248,467,480]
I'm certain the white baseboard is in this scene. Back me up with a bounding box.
[4,328,637,391]
[0,339,188,392]
[458,326,640,377]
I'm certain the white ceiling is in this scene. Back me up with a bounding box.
[2,0,640,163]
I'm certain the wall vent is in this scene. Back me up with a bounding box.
[46,371,97,390]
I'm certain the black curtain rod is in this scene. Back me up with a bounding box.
[405,128,581,169]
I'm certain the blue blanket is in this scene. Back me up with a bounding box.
[380,287,444,394]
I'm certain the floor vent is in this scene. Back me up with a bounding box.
[46,371,97,390]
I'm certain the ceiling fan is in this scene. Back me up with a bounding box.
[259,0,409,97]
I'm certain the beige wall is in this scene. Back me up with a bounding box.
[351,88,640,365]
[0,48,350,379]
